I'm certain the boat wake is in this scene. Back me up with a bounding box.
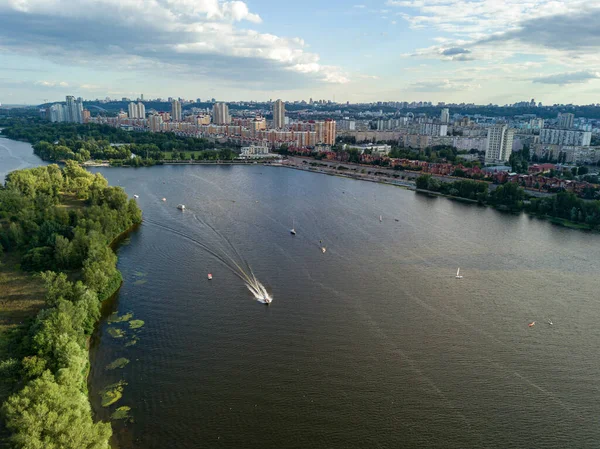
[144,214,272,304]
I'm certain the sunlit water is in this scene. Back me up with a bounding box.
[79,164,600,449]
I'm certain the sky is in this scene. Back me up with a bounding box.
[0,0,599,105]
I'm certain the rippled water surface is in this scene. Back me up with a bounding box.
[88,164,600,449]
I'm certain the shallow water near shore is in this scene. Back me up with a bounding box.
[86,164,600,449]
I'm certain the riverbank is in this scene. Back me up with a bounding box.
[0,163,142,449]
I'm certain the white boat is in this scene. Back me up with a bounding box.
[379,215,383,222]
[455,268,463,279]
[321,246,327,253]
[133,194,139,199]
[207,273,212,280]
[177,204,185,210]
[162,198,166,202]
[290,219,296,235]
[547,319,553,325]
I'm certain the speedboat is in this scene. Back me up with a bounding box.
[455,268,463,279]
[207,273,212,280]
[321,247,327,254]
[162,198,166,202]
[290,219,296,235]
[379,215,383,222]
[177,204,185,210]
[547,319,553,325]
[133,194,139,199]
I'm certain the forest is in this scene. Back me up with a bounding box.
[0,119,238,163]
[0,162,142,448]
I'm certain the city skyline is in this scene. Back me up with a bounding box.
[0,0,599,105]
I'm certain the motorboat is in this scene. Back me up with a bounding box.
[133,194,139,199]
[379,215,383,222]
[177,204,185,210]
[321,247,327,254]
[162,198,166,202]
[547,319,553,325]
[455,268,463,279]
[290,219,296,235]
[207,273,212,280]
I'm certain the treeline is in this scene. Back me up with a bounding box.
[0,119,234,153]
[0,162,142,448]
[416,175,600,228]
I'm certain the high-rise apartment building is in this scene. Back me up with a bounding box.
[539,128,591,146]
[213,102,230,125]
[128,102,138,119]
[137,102,146,119]
[171,99,182,121]
[314,119,336,145]
[485,125,514,163]
[419,123,448,136]
[148,114,163,132]
[440,108,450,124]
[65,95,83,123]
[557,112,574,129]
[273,99,285,129]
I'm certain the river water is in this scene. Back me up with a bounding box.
[0,136,47,182]
[84,164,600,449]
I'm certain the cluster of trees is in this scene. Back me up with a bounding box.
[1,120,240,163]
[416,175,489,203]
[416,174,600,227]
[509,146,530,174]
[0,162,142,448]
[527,191,600,226]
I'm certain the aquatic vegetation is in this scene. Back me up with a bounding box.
[100,381,127,407]
[107,327,125,338]
[129,320,145,330]
[111,406,133,422]
[125,336,139,347]
[133,279,147,286]
[133,271,147,277]
[105,358,130,370]
[108,312,133,323]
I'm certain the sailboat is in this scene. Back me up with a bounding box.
[290,219,296,235]
[455,268,463,279]
[379,215,383,222]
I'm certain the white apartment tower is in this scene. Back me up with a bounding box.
[213,102,230,125]
[485,125,514,163]
[137,102,146,119]
[171,99,182,121]
[440,108,450,124]
[128,102,137,119]
[273,99,285,129]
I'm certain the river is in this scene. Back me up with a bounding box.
[0,136,47,182]
[86,164,600,449]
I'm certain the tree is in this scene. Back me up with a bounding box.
[2,372,112,449]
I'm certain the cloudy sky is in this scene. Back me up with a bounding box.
[0,0,599,104]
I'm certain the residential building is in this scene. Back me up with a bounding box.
[272,99,285,129]
[485,125,514,163]
[440,108,450,124]
[137,102,146,119]
[148,114,163,132]
[539,128,591,146]
[171,99,182,121]
[65,95,83,123]
[128,102,137,119]
[213,102,230,125]
[346,143,391,156]
[82,109,91,123]
[240,144,270,157]
[557,112,574,129]
[419,123,448,136]
[314,119,336,145]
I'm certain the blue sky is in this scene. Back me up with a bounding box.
[0,0,599,105]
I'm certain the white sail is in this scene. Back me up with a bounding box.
[456,268,460,276]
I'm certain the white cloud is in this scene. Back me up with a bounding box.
[532,71,600,85]
[0,0,348,86]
